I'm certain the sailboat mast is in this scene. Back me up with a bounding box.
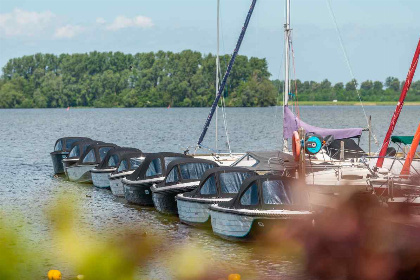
[197,0,258,147]
[215,0,220,151]
[283,0,291,151]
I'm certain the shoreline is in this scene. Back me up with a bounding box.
[1,101,420,109]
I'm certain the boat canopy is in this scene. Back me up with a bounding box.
[113,152,147,174]
[77,142,119,165]
[391,136,414,145]
[97,147,142,170]
[126,152,191,181]
[231,150,297,172]
[283,106,363,140]
[53,137,91,152]
[184,167,257,199]
[68,140,103,159]
[156,158,218,187]
[219,174,309,211]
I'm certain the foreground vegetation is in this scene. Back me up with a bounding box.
[1,190,418,279]
[1,51,419,108]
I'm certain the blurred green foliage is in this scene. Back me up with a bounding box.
[0,193,243,280]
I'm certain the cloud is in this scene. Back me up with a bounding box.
[106,15,153,31]
[0,8,55,37]
[54,25,84,38]
[96,17,106,24]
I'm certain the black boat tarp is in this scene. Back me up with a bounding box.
[53,137,91,153]
[67,140,102,159]
[126,152,191,181]
[158,158,219,187]
[220,174,309,211]
[324,138,367,160]
[76,142,119,165]
[97,147,142,170]
[184,167,257,199]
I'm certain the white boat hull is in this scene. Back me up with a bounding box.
[63,158,79,176]
[67,164,97,183]
[110,177,124,197]
[177,195,232,225]
[210,209,254,238]
[109,171,134,197]
[210,207,312,240]
[91,171,113,188]
[177,199,212,224]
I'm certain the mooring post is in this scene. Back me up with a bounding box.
[298,127,306,178]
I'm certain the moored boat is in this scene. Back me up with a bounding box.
[122,152,191,205]
[209,174,312,241]
[370,175,420,211]
[67,142,118,183]
[109,153,146,197]
[51,137,91,174]
[177,167,257,226]
[151,158,218,215]
[91,147,142,189]
[63,140,103,176]
[368,135,420,175]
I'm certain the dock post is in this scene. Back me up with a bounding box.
[298,127,306,178]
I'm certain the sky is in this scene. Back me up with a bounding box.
[0,0,419,83]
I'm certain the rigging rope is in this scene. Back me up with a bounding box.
[290,34,300,119]
[274,38,285,148]
[221,94,232,154]
[218,0,231,153]
[218,56,232,155]
[197,0,258,147]
[326,0,379,146]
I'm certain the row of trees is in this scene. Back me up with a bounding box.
[273,77,420,102]
[0,51,419,108]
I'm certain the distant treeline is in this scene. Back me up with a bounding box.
[0,51,419,108]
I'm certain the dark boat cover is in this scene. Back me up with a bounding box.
[219,174,309,211]
[283,106,363,140]
[155,158,218,188]
[76,142,119,165]
[53,137,91,152]
[183,167,257,199]
[67,140,103,159]
[324,138,367,160]
[125,152,191,181]
[111,152,147,174]
[97,147,142,169]
[231,150,297,172]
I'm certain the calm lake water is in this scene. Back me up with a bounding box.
[0,106,419,279]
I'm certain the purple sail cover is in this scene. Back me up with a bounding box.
[283,106,363,140]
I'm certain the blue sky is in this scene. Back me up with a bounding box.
[0,0,419,83]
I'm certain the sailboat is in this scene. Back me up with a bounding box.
[187,0,246,166]
[304,34,420,209]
